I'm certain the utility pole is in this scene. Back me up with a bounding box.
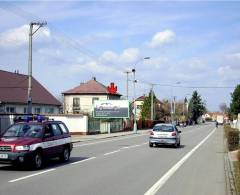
[27,21,47,114]
[132,68,137,134]
[150,84,154,120]
[124,70,131,100]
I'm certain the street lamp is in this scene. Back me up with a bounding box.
[132,56,150,134]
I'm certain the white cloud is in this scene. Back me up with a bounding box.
[148,30,175,48]
[0,25,51,49]
[120,48,140,63]
[217,65,240,81]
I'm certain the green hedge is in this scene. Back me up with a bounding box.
[224,125,240,151]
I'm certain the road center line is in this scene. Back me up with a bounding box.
[104,150,121,156]
[144,127,216,195]
[71,157,96,165]
[8,168,56,183]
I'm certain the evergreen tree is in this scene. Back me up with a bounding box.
[230,84,240,118]
[141,91,156,120]
[188,91,206,123]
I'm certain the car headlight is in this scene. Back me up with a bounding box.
[15,145,30,151]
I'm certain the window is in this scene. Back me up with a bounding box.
[92,97,99,104]
[59,123,69,134]
[34,107,41,114]
[23,107,27,114]
[51,124,62,136]
[73,98,80,107]
[45,107,54,114]
[6,107,15,113]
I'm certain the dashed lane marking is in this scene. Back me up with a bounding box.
[8,168,56,183]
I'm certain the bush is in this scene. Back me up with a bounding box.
[224,125,240,151]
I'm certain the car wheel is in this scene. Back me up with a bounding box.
[149,143,153,147]
[33,151,43,169]
[60,147,70,162]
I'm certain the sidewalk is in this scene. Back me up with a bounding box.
[71,129,150,143]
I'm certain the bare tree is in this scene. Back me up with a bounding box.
[219,103,228,114]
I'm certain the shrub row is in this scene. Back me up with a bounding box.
[224,125,240,151]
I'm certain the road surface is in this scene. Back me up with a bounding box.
[0,123,226,195]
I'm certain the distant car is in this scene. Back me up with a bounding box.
[0,116,72,169]
[149,123,181,148]
[97,103,119,110]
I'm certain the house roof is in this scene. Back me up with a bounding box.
[136,96,145,101]
[135,95,163,104]
[0,70,61,106]
[62,78,122,96]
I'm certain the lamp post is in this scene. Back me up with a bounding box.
[132,57,150,134]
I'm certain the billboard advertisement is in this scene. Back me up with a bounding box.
[93,100,129,118]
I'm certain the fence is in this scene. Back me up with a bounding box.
[0,114,16,134]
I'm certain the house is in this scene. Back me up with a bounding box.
[62,77,124,134]
[0,70,61,114]
[134,95,163,120]
[135,95,145,120]
[62,77,122,114]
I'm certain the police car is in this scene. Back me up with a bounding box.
[0,116,72,169]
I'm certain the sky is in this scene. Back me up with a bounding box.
[0,1,240,111]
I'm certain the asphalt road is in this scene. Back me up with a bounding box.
[0,123,226,195]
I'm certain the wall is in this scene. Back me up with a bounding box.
[64,95,109,114]
[47,114,88,134]
[0,103,60,114]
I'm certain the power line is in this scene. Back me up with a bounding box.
[136,80,235,89]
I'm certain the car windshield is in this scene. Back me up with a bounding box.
[153,125,174,132]
[3,124,43,138]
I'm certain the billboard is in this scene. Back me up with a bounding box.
[93,100,129,118]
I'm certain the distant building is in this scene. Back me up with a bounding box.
[62,77,122,115]
[0,70,61,114]
[134,95,163,120]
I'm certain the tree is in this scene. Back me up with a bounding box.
[219,103,228,114]
[141,92,155,120]
[230,84,240,118]
[188,91,206,123]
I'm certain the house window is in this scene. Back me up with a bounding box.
[45,107,54,114]
[73,98,80,108]
[73,98,80,114]
[6,107,15,113]
[24,107,27,114]
[34,107,41,114]
[92,97,99,104]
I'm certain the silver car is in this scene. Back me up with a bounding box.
[149,123,181,148]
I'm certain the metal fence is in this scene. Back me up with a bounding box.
[0,114,15,134]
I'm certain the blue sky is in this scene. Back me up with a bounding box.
[0,1,240,111]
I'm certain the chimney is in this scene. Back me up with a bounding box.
[92,77,96,81]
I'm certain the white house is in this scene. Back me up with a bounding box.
[62,77,122,115]
[0,70,61,114]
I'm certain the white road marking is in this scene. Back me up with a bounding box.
[104,150,121,156]
[8,168,56,183]
[71,157,96,165]
[144,128,216,195]
[74,134,147,148]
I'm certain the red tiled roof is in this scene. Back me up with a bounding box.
[0,70,61,106]
[135,95,163,104]
[62,78,121,96]
[136,96,145,101]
